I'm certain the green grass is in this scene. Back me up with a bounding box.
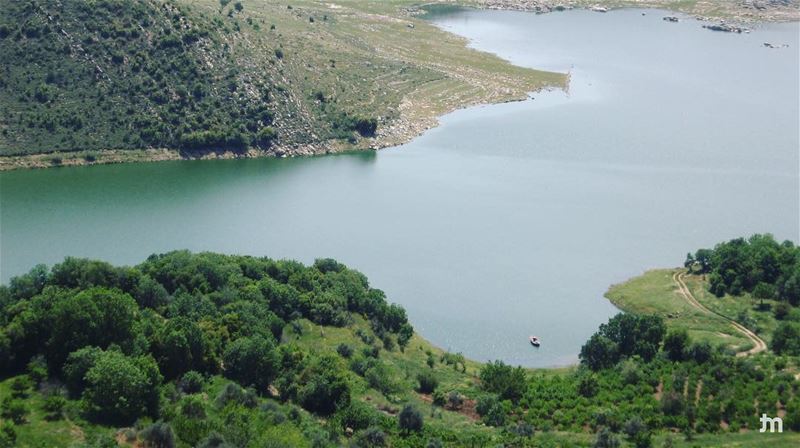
[684,273,781,345]
[0,377,112,447]
[605,269,752,350]
[653,431,800,447]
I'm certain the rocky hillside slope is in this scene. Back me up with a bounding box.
[0,0,565,168]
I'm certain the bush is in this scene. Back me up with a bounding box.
[179,371,204,394]
[398,404,424,433]
[63,346,104,396]
[476,394,506,426]
[336,343,353,358]
[1,399,28,425]
[446,391,462,410]
[479,360,527,402]
[42,394,66,420]
[9,376,31,398]
[593,427,621,448]
[355,426,387,447]
[215,383,258,409]
[139,421,176,448]
[416,370,438,394]
[82,351,161,424]
[223,336,279,391]
[0,422,16,448]
[578,373,599,398]
[664,330,689,362]
[772,322,800,355]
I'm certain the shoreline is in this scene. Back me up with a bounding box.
[3,1,796,172]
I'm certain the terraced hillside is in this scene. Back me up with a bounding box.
[0,0,566,168]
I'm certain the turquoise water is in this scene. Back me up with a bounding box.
[1,9,797,366]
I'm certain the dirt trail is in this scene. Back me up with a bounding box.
[672,270,767,356]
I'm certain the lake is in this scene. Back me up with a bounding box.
[1,8,797,367]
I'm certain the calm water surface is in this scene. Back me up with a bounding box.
[1,9,798,367]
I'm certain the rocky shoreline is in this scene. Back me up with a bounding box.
[453,0,800,23]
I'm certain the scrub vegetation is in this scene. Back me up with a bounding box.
[1,239,799,447]
[0,0,565,169]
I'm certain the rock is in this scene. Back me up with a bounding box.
[703,22,746,33]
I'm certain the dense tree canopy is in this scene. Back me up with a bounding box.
[0,251,411,431]
[687,234,800,303]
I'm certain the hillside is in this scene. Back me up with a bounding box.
[0,0,566,169]
[1,249,800,447]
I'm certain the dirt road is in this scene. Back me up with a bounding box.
[672,270,767,356]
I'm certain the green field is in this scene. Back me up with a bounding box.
[605,269,753,350]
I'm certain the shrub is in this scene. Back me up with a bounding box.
[476,394,505,426]
[0,422,16,448]
[63,346,104,396]
[179,371,204,394]
[355,426,387,447]
[336,343,353,358]
[772,322,800,355]
[479,360,527,402]
[398,404,424,433]
[10,376,32,398]
[1,399,28,425]
[82,351,161,424]
[42,394,66,420]
[416,371,438,394]
[223,336,279,391]
[139,421,175,448]
[593,427,621,448]
[446,391,462,410]
[215,383,258,409]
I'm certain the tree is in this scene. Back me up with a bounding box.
[82,351,161,424]
[663,330,689,362]
[687,341,713,364]
[479,360,527,401]
[133,275,169,309]
[296,355,351,415]
[580,334,618,371]
[398,404,424,434]
[753,282,776,309]
[47,287,138,368]
[222,336,279,391]
[63,346,104,395]
[155,317,206,379]
[772,322,800,355]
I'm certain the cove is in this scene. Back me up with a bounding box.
[1,8,797,367]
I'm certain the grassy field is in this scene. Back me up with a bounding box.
[605,269,753,351]
[683,273,782,346]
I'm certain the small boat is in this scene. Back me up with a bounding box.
[529,336,541,347]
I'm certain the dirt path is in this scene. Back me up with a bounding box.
[672,270,767,356]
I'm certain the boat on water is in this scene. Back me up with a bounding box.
[529,336,541,347]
